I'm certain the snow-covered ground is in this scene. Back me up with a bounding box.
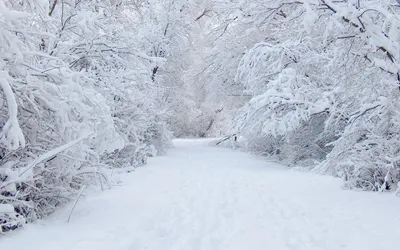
[2,139,400,250]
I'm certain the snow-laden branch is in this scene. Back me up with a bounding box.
[19,132,95,177]
[0,73,25,150]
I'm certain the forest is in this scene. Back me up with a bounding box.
[1,0,400,232]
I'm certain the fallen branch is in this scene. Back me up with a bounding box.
[216,134,237,146]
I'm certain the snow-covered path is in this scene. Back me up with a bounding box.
[2,139,400,250]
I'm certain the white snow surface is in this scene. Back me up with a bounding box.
[2,139,400,250]
[0,204,14,213]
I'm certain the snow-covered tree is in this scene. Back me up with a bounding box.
[204,0,400,190]
[0,0,193,231]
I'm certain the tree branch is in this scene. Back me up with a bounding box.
[49,0,58,16]
[195,9,210,21]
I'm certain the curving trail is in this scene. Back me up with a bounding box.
[2,139,400,250]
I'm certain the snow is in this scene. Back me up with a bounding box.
[0,75,26,150]
[0,204,14,213]
[2,139,400,249]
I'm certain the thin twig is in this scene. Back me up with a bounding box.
[67,185,86,223]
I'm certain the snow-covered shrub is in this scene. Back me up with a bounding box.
[0,0,122,225]
[317,79,400,191]
[0,204,25,232]
[234,42,331,166]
